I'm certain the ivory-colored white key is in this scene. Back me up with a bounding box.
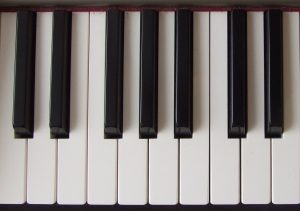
[210,12,240,204]
[27,12,57,204]
[272,12,300,204]
[0,12,27,204]
[241,12,271,204]
[118,12,148,205]
[180,12,209,205]
[149,12,178,205]
[87,12,117,205]
[57,12,89,204]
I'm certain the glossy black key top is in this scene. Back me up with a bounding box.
[139,9,158,139]
[174,9,193,138]
[13,11,37,138]
[264,10,283,138]
[228,10,247,138]
[105,9,124,139]
[50,11,72,139]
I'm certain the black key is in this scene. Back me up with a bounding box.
[228,10,247,138]
[139,9,158,139]
[174,9,193,139]
[50,11,72,139]
[104,9,124,139]
[13,11,37,138]
[264,10,283,138]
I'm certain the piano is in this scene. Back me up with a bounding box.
[0,0,299,210]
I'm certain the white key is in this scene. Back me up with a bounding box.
[27,12,57,204]
[210,12,240,204]
[118,12,148,205]
[241,12,271,204]
[0,12,27,204]
[272,12,300,204]
[57,12,89,204]
[179,12,209,205]
[87,12,117,205]
[149,12,178,205]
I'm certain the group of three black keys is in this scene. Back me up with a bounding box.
[13,8,282,140]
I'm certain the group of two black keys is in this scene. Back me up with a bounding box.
[13,8,282,140]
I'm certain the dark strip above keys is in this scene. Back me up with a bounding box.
[174,9,193,139]
[264,9,283,138]
[139,9,158,139]
[104,9,124,139]
[50,10,72,139]
[228,10,247,138]
[13,11,36,138]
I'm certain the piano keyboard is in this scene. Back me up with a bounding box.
[0,8,299,206]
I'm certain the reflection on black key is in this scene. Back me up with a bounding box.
[105,9,124,139]
[50,11,72,139]
[175,9,193,139]
[139,9,158,139]
[264,10,283,138]
[13,11,36,138]
[228,10,247,138]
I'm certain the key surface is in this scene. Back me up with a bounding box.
[264,10,283,138]
[88,12,117,205]
[180,12,209,205]
[241,12,271,204]
[13,11,36,138]
[118,12,148,205]
[228,10,247,138]
[174,9,193,138]
[0,12,27,204]
[50,10,72,139]
[57,12,88,204]
[139,9,158,139]
[105,9,124,139]
[149,12,178,205]
[210,12,240,204]
[27,12,57,204]
[272,12,300,204]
